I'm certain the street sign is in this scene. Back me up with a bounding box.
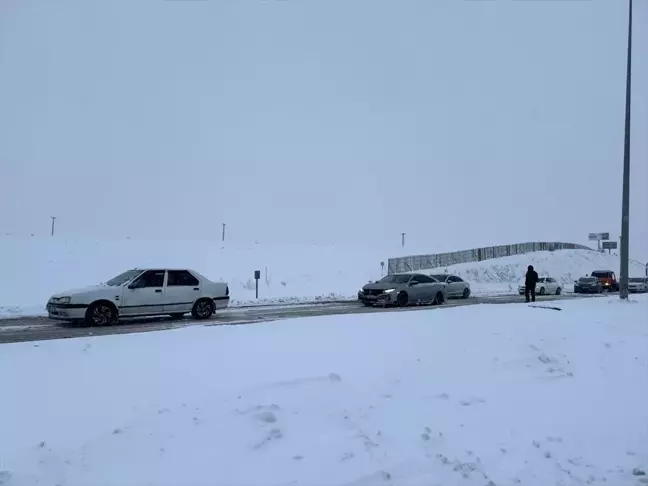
[254,270,261,299]
[602,241,617,250]
[588,232,610,241]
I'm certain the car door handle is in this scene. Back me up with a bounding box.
[155,289,162,293]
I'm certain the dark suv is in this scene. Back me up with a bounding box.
[590,270,618,292]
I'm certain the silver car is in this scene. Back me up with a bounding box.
[358,273,448,307]
[628,277,648,293]
[430,274,471,299]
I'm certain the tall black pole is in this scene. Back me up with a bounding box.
[620,0,632,300]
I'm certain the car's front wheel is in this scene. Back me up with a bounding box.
[555,287,562,295]
[462,288,470,299]
[433,291,445,305]
[539,287,546,295]
[85,301,117,326]
[397,292,409,307]
[191,298,215,320]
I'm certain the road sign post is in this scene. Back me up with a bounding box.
[380,261,385,276]
[254,270,261,299]
[601,241,618,254]
[588,232,610,252]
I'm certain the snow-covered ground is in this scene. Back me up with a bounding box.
[0,236,393,318]
[1,295,647,486]
[1,235,645,318]
[416,250,647,296]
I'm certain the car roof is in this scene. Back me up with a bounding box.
[133,267,195,271]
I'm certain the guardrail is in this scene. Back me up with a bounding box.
[387,242,595,275]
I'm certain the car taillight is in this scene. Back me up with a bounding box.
[226,286,229,296]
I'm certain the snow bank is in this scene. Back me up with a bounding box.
[417,249,647,296]
[0,235,396,317]
[1,295,647,486]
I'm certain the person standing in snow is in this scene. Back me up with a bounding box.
[525,265,539,303]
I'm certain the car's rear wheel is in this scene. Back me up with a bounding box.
[462,288,470,299]
[397,292,409,307]
[539,287,546,295]
[191,298,215,319]
[169,313,186,319]
[555,287,561,295]
[85,301,117,326]
[433,291,445,305]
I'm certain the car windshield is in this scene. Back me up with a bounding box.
[629,277,646,282]
[591,272,611,278]
[106,269,143,286]
[378,275,411,284]
[580,277,598,282]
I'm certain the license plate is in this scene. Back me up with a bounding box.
[364,295,377,300]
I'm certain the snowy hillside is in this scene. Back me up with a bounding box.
[1,295,646,486]
[416,250,646,295]
[0,236,395,317]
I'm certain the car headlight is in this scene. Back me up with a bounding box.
[383,288,396,293]
[51,296,71,304]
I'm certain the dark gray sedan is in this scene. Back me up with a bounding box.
[358,273,448,307]
[573,276,602,294]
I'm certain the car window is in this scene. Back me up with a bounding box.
[452,276,464,282]
[431,275,447,282]
[132,270,165,288]
[591,271,610,278]
[106,269,142,286]
[538,278,545,283]
[378,274,412,284]
[167,270,199,287]
[414,275,435,283]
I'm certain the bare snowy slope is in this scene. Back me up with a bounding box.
[417,250,646,294]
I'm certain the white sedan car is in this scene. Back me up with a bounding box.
[518,276,562,296]
[628,277,648,293]
[429,274,471,298]
[46,268,230,325]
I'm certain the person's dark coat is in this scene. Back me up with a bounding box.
[525,265,539,287]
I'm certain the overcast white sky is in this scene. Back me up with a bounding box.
[1,0,646,259]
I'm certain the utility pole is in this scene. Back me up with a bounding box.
[222,223,226,243]
[401,232,405,248]
[50,216,57,236]
[620,0,632,300]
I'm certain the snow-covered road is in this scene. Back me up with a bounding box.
[1,295,647,486]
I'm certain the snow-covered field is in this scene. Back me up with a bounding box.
[415,250,647,296]
[1,295,647,486]
[0,236,644,318]
[0,236,393,318]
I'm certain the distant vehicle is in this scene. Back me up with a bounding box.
[518,277,562,296]
[590,270,618,291]
[358,273,447,307]
[429,274,471,299]
[628,277,648,293]
[573,276,603,294]
[46,268,230,325]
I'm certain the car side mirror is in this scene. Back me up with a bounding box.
[410,280,419,286]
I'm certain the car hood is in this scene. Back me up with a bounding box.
[51,284,109,298]
[363,282,403,291]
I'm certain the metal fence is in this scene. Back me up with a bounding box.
[387,242,595,275]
